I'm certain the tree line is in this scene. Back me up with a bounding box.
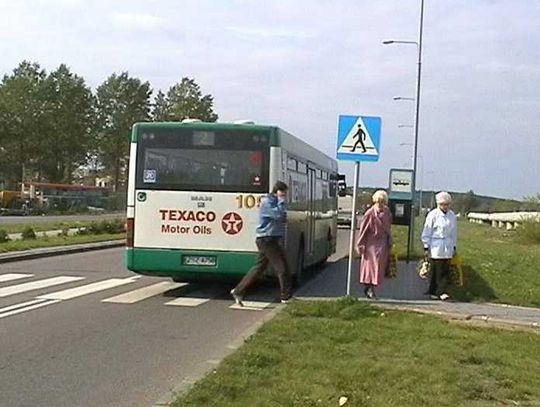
[0,61,219,192]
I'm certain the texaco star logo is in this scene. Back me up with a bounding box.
[221,212,243,235]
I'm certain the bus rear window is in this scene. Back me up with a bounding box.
[136,129,269,193]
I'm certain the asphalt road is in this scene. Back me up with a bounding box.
[0,229,350,407]
[0,248,278,407]
[0,213,124,225]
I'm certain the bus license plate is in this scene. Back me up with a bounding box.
[183,255,216,266]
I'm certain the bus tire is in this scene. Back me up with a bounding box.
[294,241,305,287]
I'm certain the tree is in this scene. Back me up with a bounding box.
[523,193,540,211]
[39,64,96,183]
[152,90,169,121]
[0,61,46,187]
[165,77,218,122]
[95,72,152,191]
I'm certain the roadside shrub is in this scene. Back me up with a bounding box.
[104,218,125,233]
[87,221,104,234]
[21,226,36,240]
[0,229,10,243]
[517,218,540,244]
[85,219,124,235]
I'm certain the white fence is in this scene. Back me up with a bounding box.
[468,212,540,230]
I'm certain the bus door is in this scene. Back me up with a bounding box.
[307,167,316,256]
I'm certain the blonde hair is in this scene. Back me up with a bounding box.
[372,190,388,204]
[436,191,452,204]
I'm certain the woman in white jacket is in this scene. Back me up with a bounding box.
[421,191,457,301]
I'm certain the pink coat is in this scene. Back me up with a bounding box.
[356,205,393,286]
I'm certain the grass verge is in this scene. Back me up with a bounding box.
[172,299,540,407]
[0,219,122,234]
[0,233,124,253]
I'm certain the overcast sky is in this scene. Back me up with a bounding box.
[1,0,539,199]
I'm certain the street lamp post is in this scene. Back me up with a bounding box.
[383,0,425,260]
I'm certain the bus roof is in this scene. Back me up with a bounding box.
[131,121,276,143]
[132,121,338,172]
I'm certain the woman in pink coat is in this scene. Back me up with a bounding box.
[355,190,393,299]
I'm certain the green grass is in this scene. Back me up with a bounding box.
[0,233,124,253]
[449,221,540,307]
[172,298,540,407]
[0,220,107,234]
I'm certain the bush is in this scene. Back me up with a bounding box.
[21,226,36,240]
[0,229,10,243]
[86,219,125,235]
[518,218,540,244]
[87,221,104,234]
[103,218,125,233]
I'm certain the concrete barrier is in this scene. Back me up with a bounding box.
[468,211,540,230]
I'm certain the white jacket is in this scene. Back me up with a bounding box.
[421,208,457,259]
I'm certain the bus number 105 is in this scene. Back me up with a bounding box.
[236,194,263,209]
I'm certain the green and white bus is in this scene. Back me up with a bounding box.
[125,121,339,283]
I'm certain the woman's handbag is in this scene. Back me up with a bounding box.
[417,256,431,279]
[449,254,464,286]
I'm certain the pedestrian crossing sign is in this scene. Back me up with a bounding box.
[336,115,382,162]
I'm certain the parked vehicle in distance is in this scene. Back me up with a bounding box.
[337,195,353,227]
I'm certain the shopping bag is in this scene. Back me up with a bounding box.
[449,254,464,286]
[385,246,398,278]
[417,257,430,279]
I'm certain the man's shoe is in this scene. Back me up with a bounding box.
[281,296,296,304]
[429,294,439,300]
[439,293,450,301]
[230,289,243,306]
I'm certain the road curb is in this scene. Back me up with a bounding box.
[297,296,540,330]
[0,240,125,264]
[374,303,540,330]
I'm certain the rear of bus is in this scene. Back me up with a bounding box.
[125,122,273,281]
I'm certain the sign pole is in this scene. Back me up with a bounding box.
[346,161,361,296]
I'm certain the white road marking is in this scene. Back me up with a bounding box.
[0,298,49,313]
[102,281,186,304]
[0,273,34,283]
[164,297,210,307]
[0,299,60,319]
[37,277,138,301]
[0,276,85,298]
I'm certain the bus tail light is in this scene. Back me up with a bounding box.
[126,218,134,247]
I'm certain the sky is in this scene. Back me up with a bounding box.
[1,0,539,200]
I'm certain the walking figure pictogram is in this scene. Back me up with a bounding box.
[351,124,367,153]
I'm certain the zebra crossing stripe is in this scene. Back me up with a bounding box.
[0,276,85,298]
[102,281,186,304]
[37,277,138,301]
[165,297,210,307]
[0,298,60,319]
[0,273,34,283]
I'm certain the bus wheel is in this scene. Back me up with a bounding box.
[294,242,305,287]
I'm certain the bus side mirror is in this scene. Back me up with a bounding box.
[337,174,347,197]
